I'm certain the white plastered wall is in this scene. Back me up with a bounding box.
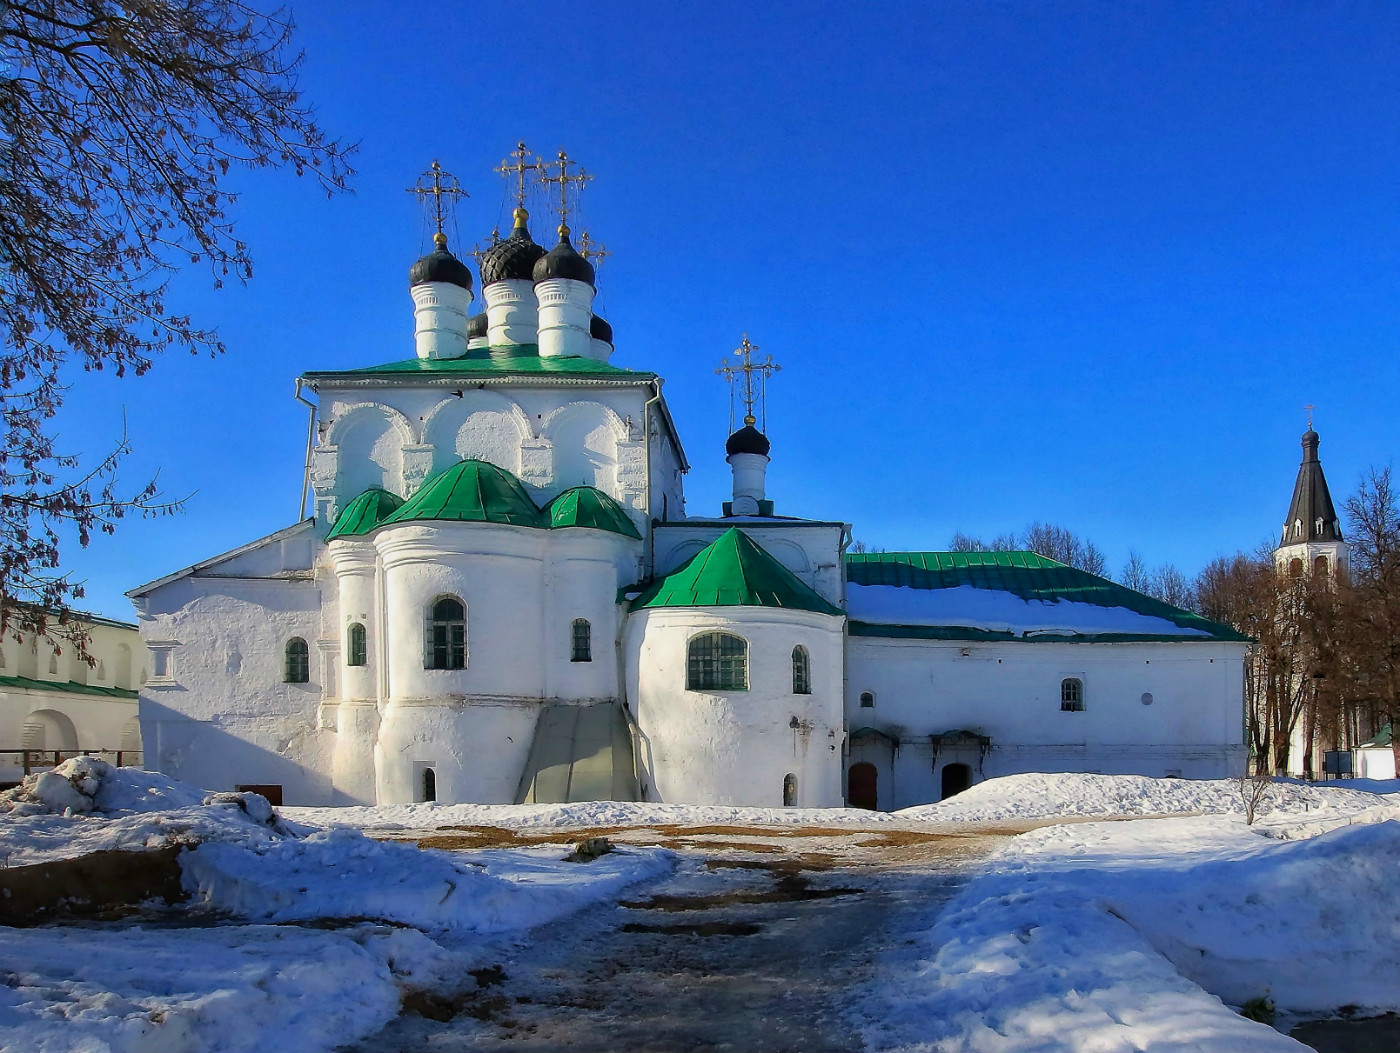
[625,606,845,807]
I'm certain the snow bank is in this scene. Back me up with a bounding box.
[0,922,465,1053]
[896,771,1390,823]
[283,798,901,832]
[0,758,293,866]
[182,828,673,933]
[861,815,1400,1051]
[846,583,1208,636]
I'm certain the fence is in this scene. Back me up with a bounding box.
[0,749,144,777]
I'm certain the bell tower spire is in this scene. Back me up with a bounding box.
[1274,410,1348,579]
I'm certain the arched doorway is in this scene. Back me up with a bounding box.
[421,767,437,803]
[848,762,878,810]
[23,709,79,753]
[941,762,972,800]
[783,773,797,807]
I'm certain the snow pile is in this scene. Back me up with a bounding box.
[896,771,1392,823]
[182,828,672,933]
[284,799,901,832]
[0,922,466,1053]
[0,758,297,866]
[846,583,1208,636]
[860,815,1400,1052]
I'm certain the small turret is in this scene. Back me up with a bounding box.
[726,425,770,516]
[534,226,596,359]
[1274,420,1349,579]
[480,208,547,346]
[409,232,474,361]
[590,314,614,363]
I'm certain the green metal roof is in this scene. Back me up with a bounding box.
[0,675,137,700]
[304,346,654,381]
[845,550,1247,643]
[1363,724,1392,748]
[545,486,642,540]
[326,488,405,540]
[631,528,843,616]
[382,459,546,528]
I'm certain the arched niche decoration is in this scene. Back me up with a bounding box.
[326,403,415,499]
[541,401,626,497]
[423,390,531,476]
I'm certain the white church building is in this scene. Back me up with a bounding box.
[128,152,1249,810]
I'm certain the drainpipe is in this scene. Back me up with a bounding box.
[294,378,317,521]
[642,379,663,577]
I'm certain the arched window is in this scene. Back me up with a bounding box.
[783,773,798,806]
[284,638,310,683]
[1288,558,1304,578]
[1060,677,1084,712]
[859,691,875,708]
[425,597,466,670]
[791,646,811,694]
[421,767,437,803]
[1313,555,1329,576]
[571,619,592,663]
[346,623,367,667]
[686,632,747,691]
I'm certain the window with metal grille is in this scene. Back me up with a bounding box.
[1060,678,1084,712]
[792,645,811,694]
[686,632,747,691]
[571,619,592,663]
[425,597,466,670]
[284,638,309,683]
[347,623,367,667]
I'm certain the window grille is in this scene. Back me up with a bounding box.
[285,638,310,684]
[571,619,592,663]
[347,623,367,667]
[1060,677,1084,712]
[686,632,748,691]
[425,597,466,670]
[792,646,811,694]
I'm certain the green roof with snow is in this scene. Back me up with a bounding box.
[545,486,642,539]
[326,488,405,540]
[303,346,654,381]
[631,528,843,615]
[0,675,137,700]
[383,460,546,528]
[845,550,1248,643]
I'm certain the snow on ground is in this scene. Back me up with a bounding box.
[846,582,1209,636]
[860,813,1400,1052]
[184,829,671,933]
[896,770,1396,824]
[282,798,905,832]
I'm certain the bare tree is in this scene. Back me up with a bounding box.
[0,1,353,649]
[1146,563,1197,611]
[1020,522,1108,576]
[1119,549,1149,592]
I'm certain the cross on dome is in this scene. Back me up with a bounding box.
[717,334,781,431]
[406,159,468,244]
[541,149,593,236]
[579,230,611,267]
[494,141,545,213]
[1305,403,1316,430]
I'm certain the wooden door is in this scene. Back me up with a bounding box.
[848,762,878,810]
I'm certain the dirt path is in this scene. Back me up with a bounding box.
[348,824,1019,1053]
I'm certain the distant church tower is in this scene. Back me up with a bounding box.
[1273,421,1348,579]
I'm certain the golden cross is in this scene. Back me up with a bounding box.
[406,160,468,238]
[494,141,544,212]
[716,334,781,430]
[541,149,593,235]
[579,230,611,266]
[1305,403,1315,429]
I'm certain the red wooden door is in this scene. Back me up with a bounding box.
[848,762,878,810]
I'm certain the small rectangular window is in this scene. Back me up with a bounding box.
[571,619,592,663]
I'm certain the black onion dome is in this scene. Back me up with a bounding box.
[467,312,488,339]
[533,230,596,286]
[409,235,473,291]
[726,425,771,457]
[590,315,613,344]
[480,209,547,285]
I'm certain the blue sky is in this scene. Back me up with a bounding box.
[57,1,1400,619]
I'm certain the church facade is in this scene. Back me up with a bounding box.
[128,154,1249,810]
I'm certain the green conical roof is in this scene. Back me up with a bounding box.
[631,528,843,615]
[326,488,405,540]
[545,486,642,540]
[383,459,545,528]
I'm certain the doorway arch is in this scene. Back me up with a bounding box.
[848,762,878,810]
[941,762,972,800]
[22,709,79,753]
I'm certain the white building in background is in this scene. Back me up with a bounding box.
[127,152,1249,810]
[0,609,145,786]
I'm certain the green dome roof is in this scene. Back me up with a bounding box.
[382,460,546,528]
[326,488,405,540]
[631,528,843,615]
[545,487,642,540]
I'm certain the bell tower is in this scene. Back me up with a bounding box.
[1273,410,1349,579]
